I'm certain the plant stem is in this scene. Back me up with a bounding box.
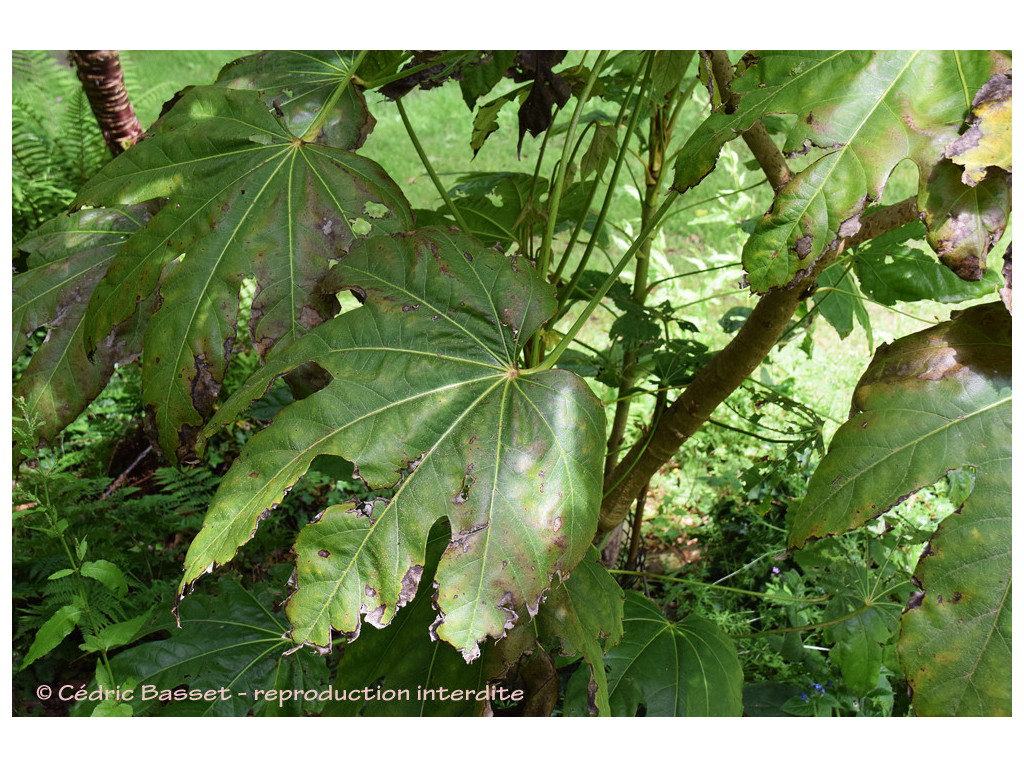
[738,605,869,639]
[554,53,655,310]
[533,192,679,372]
[536,51,608,303]
[396,97,471,234]
[608,570,831,603]
[44,487,115,683]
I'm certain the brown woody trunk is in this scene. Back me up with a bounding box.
[70,50,143,157]
[598,198,920,533]
[598,51,921,535]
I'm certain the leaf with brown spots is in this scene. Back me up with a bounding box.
[72,76,412,462]
[13,205,153,445]
[180,229,605,662]
[673,51,1002,292]
[789,302,1010,545]
[320,523,490,716]
[788,303,1011,715]
[920,160,1010,282]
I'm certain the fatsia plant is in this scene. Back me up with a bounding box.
[12,49,1011,716]
[790,302,1011,715]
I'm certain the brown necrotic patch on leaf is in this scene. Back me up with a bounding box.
[363,603,388,629]
[922,161,1010,282]
[398,564,424,606]
[452,465,476,505]
[448,522,488,554]
[795,234,814,258]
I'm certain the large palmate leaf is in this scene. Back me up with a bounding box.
[181,228,605,662]
[674,51,1002,292]
[899,453,1011,715]
[13,205,152,443]
[599,591,743,717]
[73,576,329,717]
[789,302,1011,715]
[72,73,412,462]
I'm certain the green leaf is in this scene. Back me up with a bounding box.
[852,220,1002,305]
[323,523,488,716]
[788,302,1010,715]
[215,50,373,148]
[47,569,76,580]
[446,172,540,248]
[674,51,999,292]
[182,228,606,662]
[13,206,151,443]
[536,547,624,715]
[21,604,81,670]
[91,662,134,717]
[459,51,519,108]
[580,123,619,180]
[79,611,152,654]
[92,700,134,717]
[823,596,897,696]
[604,592,743,716]
[789,302,1011,545]
[650,51,694,101]
[471,91,519,156]
[743,681,803,716]
[80,559,128,597]
[899,454,1011,716]
[813,262,872,344]
[74,577,327,716]
[73,84,412,463]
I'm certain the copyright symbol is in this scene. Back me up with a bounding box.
[36,685,52,700]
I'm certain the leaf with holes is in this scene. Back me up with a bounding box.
[72,75,412,462]
[788,302,1010,716]
[180,228,605,662]
[13,205,152,444]
[674,51,1001,292]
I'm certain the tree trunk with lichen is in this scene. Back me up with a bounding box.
[70,50,143,157]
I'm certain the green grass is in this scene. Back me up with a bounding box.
[120,50,253,128]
